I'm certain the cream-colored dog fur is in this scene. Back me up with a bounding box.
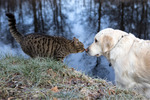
[86,28,150,98]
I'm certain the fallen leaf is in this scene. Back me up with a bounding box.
[8,97,14,100]
[108,89,115,95]
[71,68,74,71]
[51,86,59,93]
[53,97,58,100]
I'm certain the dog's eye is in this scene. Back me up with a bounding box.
[95,39,98,43]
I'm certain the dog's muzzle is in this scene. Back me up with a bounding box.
[86,47,100,57]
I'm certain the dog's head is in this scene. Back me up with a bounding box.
[86,28,127,57]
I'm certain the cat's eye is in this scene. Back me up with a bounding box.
[95,39,98,43]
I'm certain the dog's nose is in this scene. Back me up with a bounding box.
[85,48,89,52]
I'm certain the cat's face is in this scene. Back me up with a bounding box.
[73,37,85,53]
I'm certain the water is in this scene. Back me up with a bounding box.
[0,0,150,82]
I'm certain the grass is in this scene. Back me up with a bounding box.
[0,56,145,100]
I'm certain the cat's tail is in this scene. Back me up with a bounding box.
[6,13,24,43]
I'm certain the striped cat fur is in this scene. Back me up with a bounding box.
[6,13,85,61]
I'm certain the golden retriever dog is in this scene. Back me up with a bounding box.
[86,28,150,98]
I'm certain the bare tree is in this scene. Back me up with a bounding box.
[32,0,38,32]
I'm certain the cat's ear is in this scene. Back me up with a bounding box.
[73,37,77,40]
[73,37,79,45]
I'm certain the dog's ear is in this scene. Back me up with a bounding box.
[101,35,114,53]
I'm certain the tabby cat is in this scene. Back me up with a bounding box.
[6,13,85,61]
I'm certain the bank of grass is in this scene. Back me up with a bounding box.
[0,56,145,100]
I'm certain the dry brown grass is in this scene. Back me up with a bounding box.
[0,56,145,100]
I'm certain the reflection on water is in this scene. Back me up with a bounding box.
[0,0,150,81]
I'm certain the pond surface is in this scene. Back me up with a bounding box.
[0,0,150,82]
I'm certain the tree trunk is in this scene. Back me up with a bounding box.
[32,0,38,32]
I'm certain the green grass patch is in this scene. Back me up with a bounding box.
[0,56,145,100]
